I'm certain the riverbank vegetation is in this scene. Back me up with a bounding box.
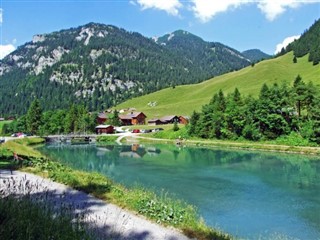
[0,138,230,240]
[188,75,320,145]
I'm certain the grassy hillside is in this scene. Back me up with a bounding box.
[116,52,320,119]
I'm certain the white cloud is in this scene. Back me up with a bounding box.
[257,0,305,21]
[136,0,182,16]
[0,44,16,59]
[274,35,300,54]
[191,0,250,23]
[190,0,318,22]
[132,1,319,22]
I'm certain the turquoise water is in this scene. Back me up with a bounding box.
[40,143,320,240]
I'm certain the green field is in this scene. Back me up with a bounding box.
[116,52,320,119]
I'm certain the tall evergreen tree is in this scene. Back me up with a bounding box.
[26,99,42,135]
[293,75,307,117]
[187,111,200,136]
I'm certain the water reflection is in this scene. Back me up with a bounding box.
[40,143,320,240]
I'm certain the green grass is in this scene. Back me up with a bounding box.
[115,52,320,119]
[0,137,45,158]
[96,135,118,143]
[0,195,94,240]
[124,124,177,131]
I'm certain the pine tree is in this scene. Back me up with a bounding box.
[26,99,42,135]
[293,56,297,63]
[293,75,307,117]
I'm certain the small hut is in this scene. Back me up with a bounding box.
[95,125,114,134]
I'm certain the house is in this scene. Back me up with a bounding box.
[160,115,180,124]
[97,112,108,124]
[179,116,189,125]
[147,118,163,126]
[95,125,114,134]
[119,112,147,125]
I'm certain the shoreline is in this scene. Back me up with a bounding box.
[129,135,320,156]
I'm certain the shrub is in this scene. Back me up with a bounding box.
[172,122,179,132]
[273,132,316,146]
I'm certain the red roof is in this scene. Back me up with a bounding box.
[98,112,107,119]
[119,112,146,120]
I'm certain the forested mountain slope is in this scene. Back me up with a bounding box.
[116,52,320,119]
[0,23,250,116]
[283,19,320,65]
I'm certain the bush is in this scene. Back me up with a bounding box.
[273,132,316,146]
[242,124,261,141]
[172,122,179,132]
[153,127,188,140]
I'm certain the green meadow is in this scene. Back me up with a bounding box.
[116,52,320,119]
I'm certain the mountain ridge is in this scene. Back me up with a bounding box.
[0,22,251,115]
[241,49,271,62]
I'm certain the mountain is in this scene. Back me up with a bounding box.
[241,49,271,62]
[115,52,320,119]
[154,30,249,75]
[0,23,250,115]
[283,18,320,65]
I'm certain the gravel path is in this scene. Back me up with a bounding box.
[0,170,190,240]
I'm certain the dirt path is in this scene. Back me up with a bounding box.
[0,170,190,240]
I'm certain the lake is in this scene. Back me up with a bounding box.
[39,143,320,240]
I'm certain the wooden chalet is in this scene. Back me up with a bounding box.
[160,115,180,124]
[119,112,146,125]
[95,125,114,134]
[97,112,108,124]
[147,118,163,126]
[179,116,189,125]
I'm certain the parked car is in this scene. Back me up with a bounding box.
[132,129,140,133]
[141,129,152,133]
[152,128,164,132]
[11,132,27,138]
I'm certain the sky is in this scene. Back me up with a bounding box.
[0,0,319,59]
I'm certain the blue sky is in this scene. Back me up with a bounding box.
[0,0,319,59]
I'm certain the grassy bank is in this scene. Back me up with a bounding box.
[0,138,230,240]
[131,127,320,155]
